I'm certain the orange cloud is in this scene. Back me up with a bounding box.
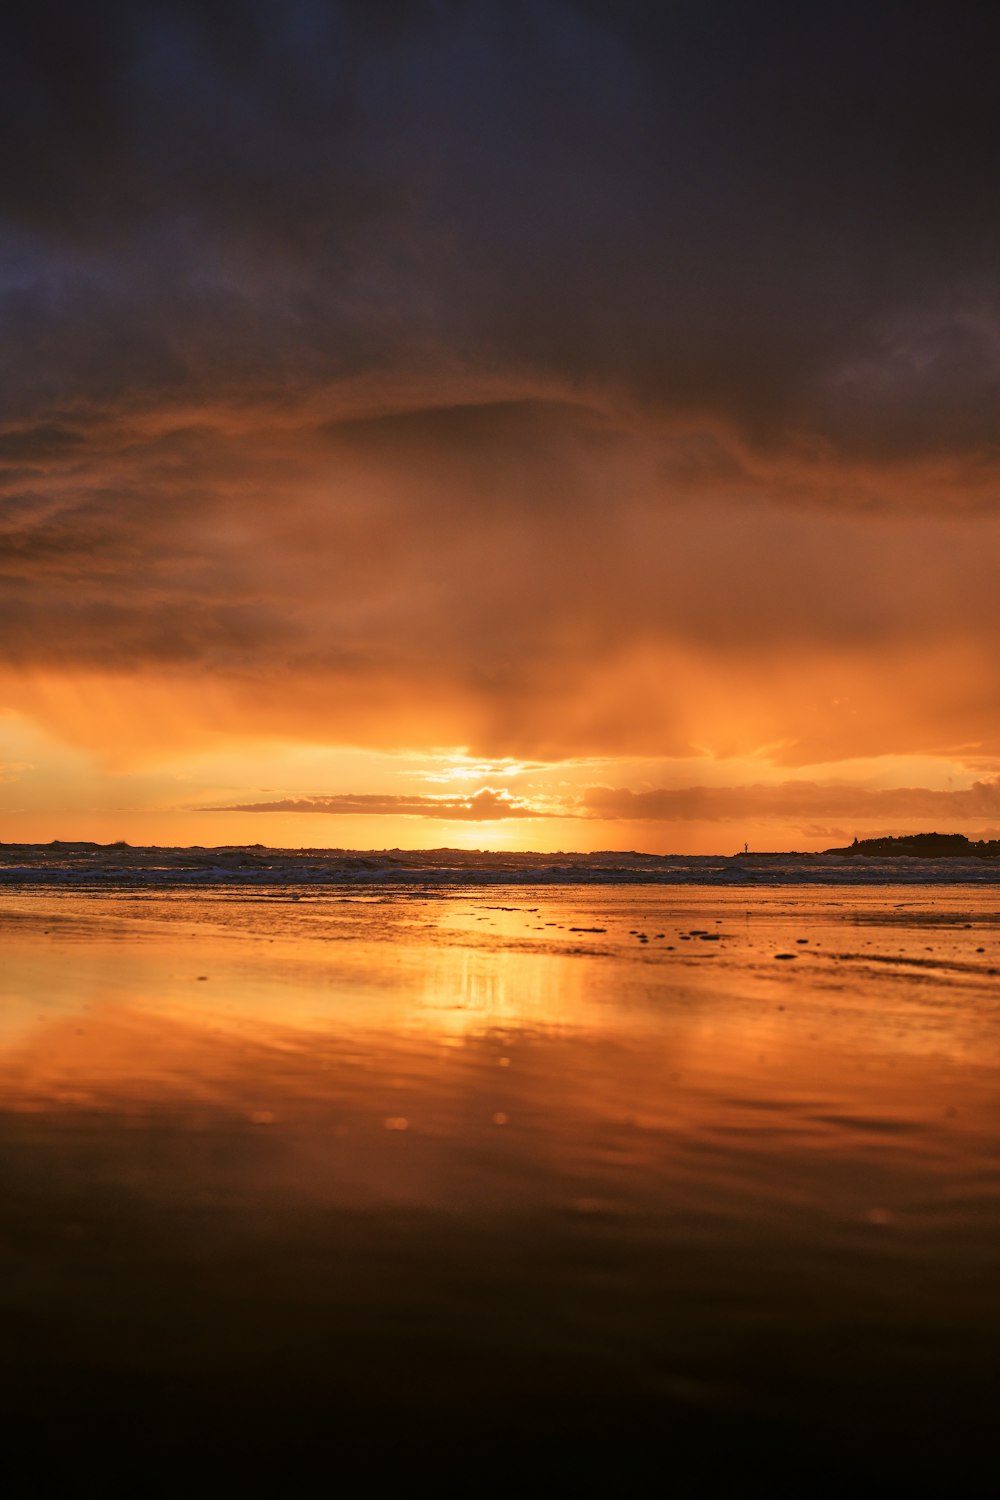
[3,387,1000,774]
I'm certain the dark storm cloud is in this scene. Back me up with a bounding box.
[3,1,1000,767]
[1,0,998,458]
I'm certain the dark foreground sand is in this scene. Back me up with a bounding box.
[2,886,999,1487]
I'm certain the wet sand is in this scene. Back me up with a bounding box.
[2,886,999,1485]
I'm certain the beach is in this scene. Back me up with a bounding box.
[3,879,1000,1483]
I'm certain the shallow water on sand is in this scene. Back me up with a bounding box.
[2,886,1000,1482]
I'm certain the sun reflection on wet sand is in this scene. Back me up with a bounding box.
[2,887,1000,1479]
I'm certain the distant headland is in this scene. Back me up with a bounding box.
[823,833,1000,859]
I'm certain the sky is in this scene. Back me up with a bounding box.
[2,0,999,852]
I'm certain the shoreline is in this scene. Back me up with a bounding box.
[5,838,1000,888]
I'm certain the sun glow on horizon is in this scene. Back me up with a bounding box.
[4,702,1000,854]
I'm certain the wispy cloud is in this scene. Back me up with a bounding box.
[207,777,1000,831]
[583,779,1000,823]
[0,761,32,784]
[207,788,551,820]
